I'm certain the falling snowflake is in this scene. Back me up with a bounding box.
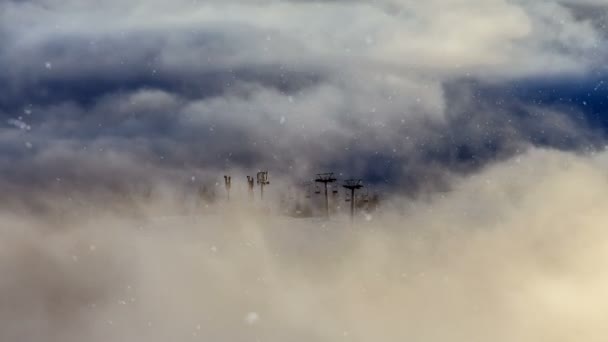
[7,118,31,131]
[244,312,260,325]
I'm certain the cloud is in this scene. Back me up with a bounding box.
[2,2,608,339]
[0,0,606,196]
[3,148,608,341]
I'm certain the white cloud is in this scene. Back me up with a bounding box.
[3,148,608,341]
[0,0,605,190]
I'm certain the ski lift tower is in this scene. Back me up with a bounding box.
[247,176,255,201]
[257,171,269,201]
[224,175,232,201]
[315,172,337,218]
[343,179,363,223]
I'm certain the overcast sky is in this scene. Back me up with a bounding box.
[1,0,607,196]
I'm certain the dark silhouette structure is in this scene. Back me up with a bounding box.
[257,171,269,200]
[247,176,255,201]
[315,172,337,218]
[224,175,232,201]
[212,170,379,219]
[343,179,363,223]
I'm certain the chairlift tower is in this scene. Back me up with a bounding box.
[343,179,363,223]
[303,181,313,199]
[257,171,269,201]
[315,172,337,218]
[247,176,255,201]
[224,175,232,201]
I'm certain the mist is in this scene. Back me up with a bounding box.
[3,148,608,341]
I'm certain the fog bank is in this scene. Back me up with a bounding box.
[2,148,608,341]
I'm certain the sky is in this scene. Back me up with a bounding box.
[1,0,607,200]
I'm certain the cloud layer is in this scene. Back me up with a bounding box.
[1,0,607,197]
[4,149,608,341]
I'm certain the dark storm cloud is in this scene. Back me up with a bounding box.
[0,0,607,202]
[563,1,608,36]
[0,26,323,110]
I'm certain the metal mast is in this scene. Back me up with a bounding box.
[343,179,363,223]
[257,171,269,201]
[315,172,337,218]
[247,176,255,201]
[223,175,232,201]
